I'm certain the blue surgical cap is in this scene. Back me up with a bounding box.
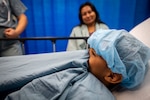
[88,29,150,89]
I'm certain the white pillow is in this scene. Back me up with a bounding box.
[129,18,150,47]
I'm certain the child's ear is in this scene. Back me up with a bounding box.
[104,73,122,84]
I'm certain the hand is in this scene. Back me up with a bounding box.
[4,28,18,38]
[89,48,98,57]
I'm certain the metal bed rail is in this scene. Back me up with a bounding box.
[0,37,89,52]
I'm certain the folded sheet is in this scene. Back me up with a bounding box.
[0,50,115,100]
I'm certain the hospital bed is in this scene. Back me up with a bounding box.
[0,18,150,100]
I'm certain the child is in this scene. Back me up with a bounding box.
[88,29,150,89]
[88,48,122,90]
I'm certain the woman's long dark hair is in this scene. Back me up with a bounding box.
[78,2,104,26]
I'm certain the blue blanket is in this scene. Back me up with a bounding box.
[0,50,115,100]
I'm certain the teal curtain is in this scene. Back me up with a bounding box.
[21,0,150,54]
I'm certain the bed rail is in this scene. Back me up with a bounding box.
[0,37,89,52]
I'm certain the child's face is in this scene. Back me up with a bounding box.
[88,48,111,84]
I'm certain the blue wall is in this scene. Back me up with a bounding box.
[21,0,150,54]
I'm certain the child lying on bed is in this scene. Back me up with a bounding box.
[88,29,150,90]
[88,48,122,90]
[3,29,150,100]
